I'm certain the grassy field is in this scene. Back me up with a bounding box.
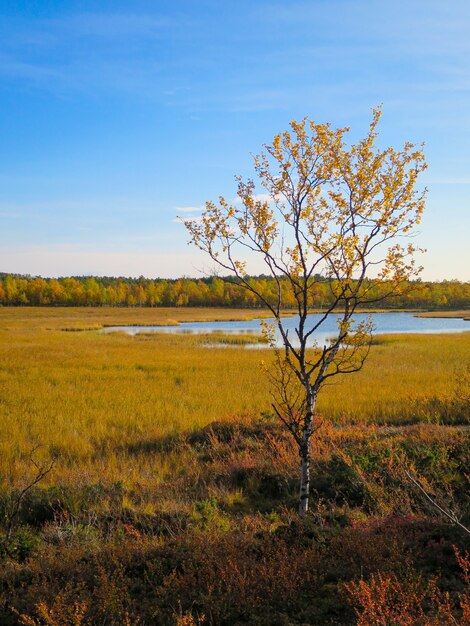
[416,309,470,320]
[0,307,468,483]
[0,307,469,625]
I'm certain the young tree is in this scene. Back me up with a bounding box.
[183,108,426,515]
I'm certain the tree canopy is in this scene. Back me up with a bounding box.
[0,273,469,309]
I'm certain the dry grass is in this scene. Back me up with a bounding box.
[0,307,468,489]
[0,306,269,332]
[416,310,470,320]
[0,308,469,626]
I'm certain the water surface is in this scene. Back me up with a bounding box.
[102,312,469,348]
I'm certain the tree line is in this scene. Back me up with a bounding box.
[0,273,468,309]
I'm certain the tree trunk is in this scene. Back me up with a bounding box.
[298,394,315,516]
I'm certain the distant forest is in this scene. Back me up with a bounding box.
[0,273,469,309]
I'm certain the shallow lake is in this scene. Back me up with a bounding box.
[101,312,469,348]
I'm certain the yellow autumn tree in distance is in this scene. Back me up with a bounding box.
[184,107,427,515]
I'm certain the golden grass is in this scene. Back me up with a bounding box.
[193,331,268,345]
[0,307,469,488]
[0,306,270,332]
[416,310,470,320]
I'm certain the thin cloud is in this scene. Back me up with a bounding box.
[173,215,202,224]
[0,13,183,97]
[53,13,169,40]
[253,193,275,203]
[234,193,277,205]
[0,54,62,81]
[3,13,172,47]
[176,206,204,213]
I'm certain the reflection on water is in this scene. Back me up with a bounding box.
[101,312,469,348]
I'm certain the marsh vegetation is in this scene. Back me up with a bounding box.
[0,307,468,624]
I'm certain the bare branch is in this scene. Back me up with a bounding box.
[405,469,470,536]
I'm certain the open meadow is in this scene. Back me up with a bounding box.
[0,307,469,625]
[3,1,470,622]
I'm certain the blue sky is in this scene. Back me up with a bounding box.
[0,0,469,280]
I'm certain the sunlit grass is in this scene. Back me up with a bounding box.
[416,309,470,320]
[0,305,269,332]
[0,307,468,487]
